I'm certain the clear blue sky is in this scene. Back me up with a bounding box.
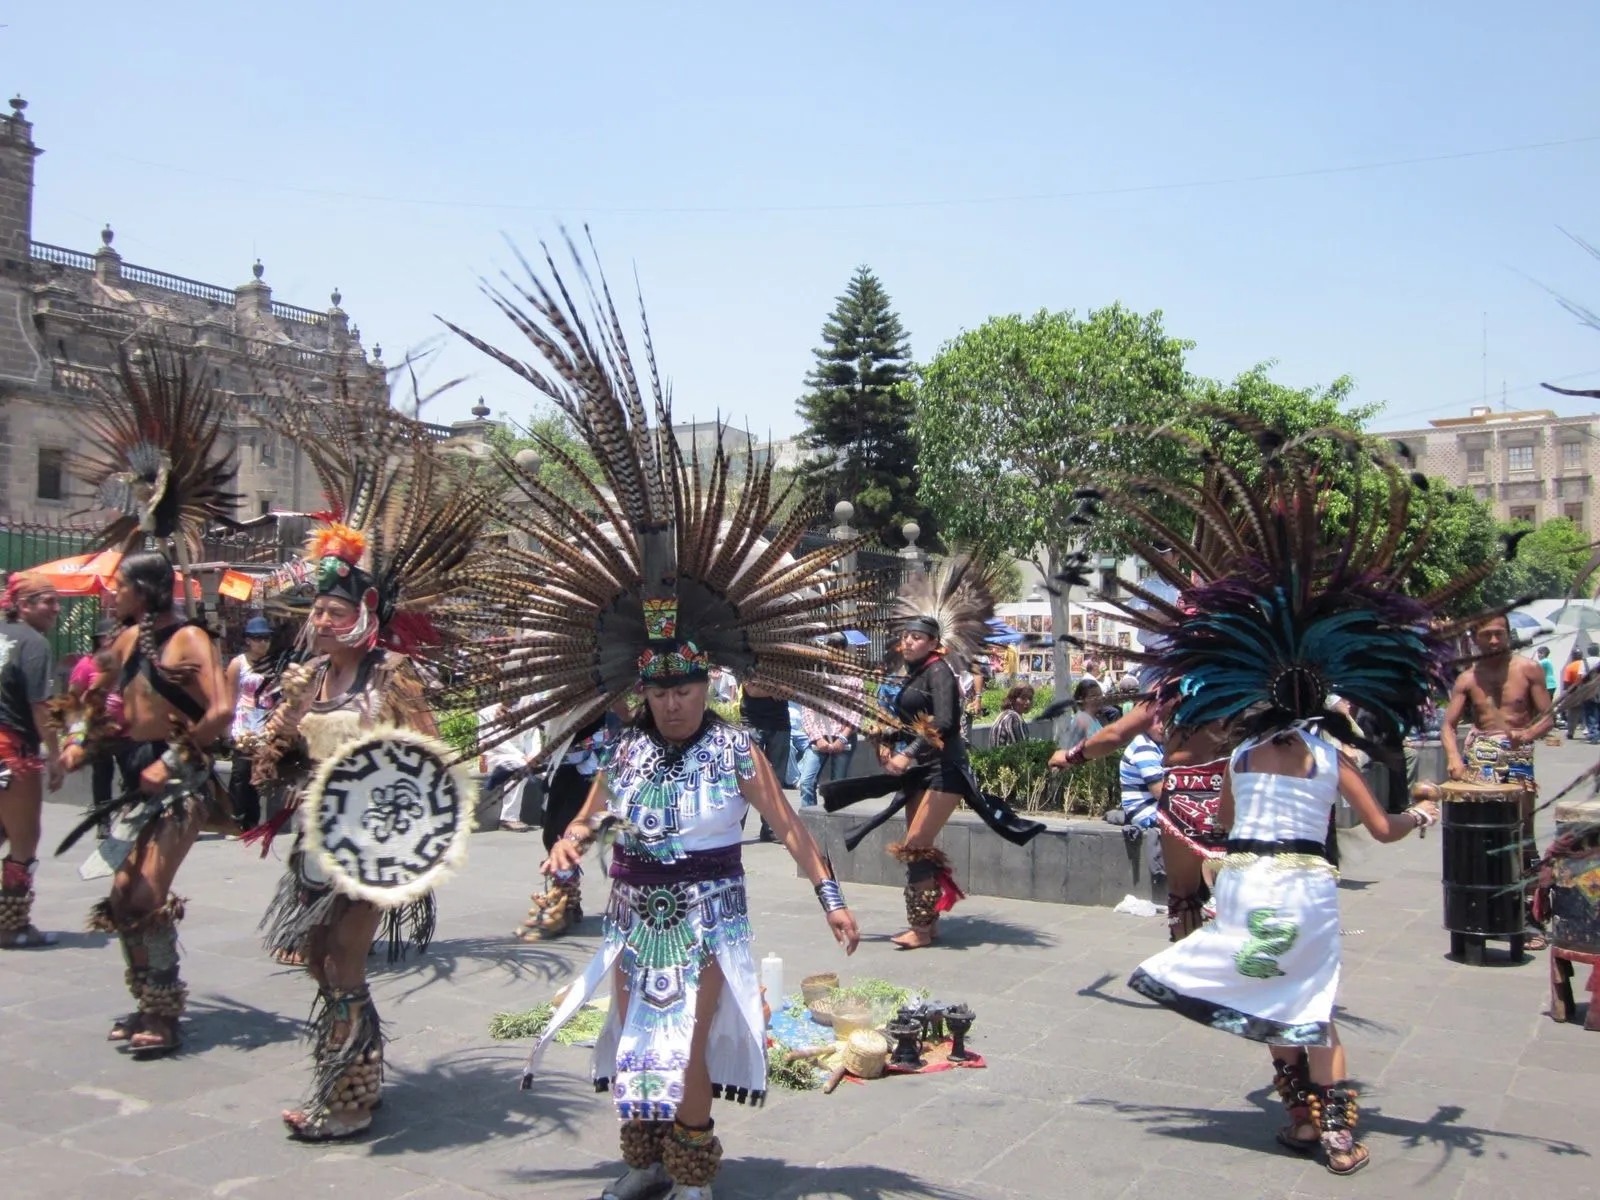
[13,3,1600,437]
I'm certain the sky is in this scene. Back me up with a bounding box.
[11,3,1600,438]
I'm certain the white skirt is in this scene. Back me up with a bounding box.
[522,873,766,1121]
[1128,855,1340,1047]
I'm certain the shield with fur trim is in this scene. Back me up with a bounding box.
[303,726,474,907]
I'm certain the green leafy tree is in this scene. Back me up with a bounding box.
[795,267,930,544]
[1482,516,1590,607]
[915,304,1192,690]
[487,405,603,508]
[1395,481,1500,615]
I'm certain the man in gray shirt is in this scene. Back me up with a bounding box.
[0,571,63,949]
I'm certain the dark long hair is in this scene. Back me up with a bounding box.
[118,549,175,615]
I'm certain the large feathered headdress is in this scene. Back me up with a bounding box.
[251,369,492,656]
[440,231,891,753]
[73,341,243,564]
[1063,408,1502,743]
[889,552,1004,672]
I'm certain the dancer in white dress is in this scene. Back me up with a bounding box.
[1129,728,1437,1173]
[443,237,886,1200]
[1059,409,1503,1176]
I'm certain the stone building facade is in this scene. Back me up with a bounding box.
[1377,405,1600,535]
[0,94,412,527]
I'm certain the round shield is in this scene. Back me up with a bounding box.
[303,725,474,907]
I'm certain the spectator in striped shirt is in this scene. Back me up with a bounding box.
[1119,731,1164,829]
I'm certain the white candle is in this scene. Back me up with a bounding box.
[760,953,784,1005]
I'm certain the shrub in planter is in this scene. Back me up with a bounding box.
[438,709,479,759]
[969,740,1118,817]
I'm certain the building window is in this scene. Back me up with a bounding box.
[1509,505,1536,523]
[1507,445,1535,472]
[259,498,273,517]
[1565,503,1585,525]
[36,448,64,501]
[1563,441,1583,469]
[1466,448,1486,474]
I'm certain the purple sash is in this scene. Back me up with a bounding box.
[610,844,744,886]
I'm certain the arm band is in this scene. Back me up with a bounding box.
[816,879,848,913]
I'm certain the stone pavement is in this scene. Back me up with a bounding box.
[3,744,1596,1200]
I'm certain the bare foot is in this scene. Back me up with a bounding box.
[273,948,307,967]
[890,927,936,949]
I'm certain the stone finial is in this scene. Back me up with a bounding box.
[513,448,541,471]
[372,343,383,363]
[902,521,921,548]
[251,259,265,280]
[100,224,115,247]
[833,500,855,528]
[330,287,342,309]
[8,96,25,119]
[471,396,491,419]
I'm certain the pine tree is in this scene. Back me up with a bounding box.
[795,267,930,545]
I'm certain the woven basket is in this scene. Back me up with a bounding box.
[801,973,840,1004]
[842,1030,889,1080]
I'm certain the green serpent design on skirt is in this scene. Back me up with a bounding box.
[1234,908,1299,979]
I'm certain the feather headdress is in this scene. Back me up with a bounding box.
[1063,408,1502,742]
[250,368,492,657]
[889,552,1005,672]
[73,341,244,563]
[440,231,893,755]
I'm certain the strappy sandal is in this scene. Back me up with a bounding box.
[273,948,307,967]
[283,1107,372,1142]
[126,1018,180,1059]
[108,1013,142,1043]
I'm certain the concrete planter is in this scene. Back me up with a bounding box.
[796,805,1163,908]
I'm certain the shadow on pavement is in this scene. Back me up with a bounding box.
[376,934,573,1000]
[1079,1086,1590,1168]
[185,993,310,1050]
[509,1156,977,1199]
[1329,1004,1398,1035]
[1076,970,1161,1010]
[368,1048,592,1153]
[864,914,1057,951]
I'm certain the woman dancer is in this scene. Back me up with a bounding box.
[533,651,857,1200]
[823,557,1046,950]
[248,382,486,1141]
[443,237,884,1200]
[1072,410,1500,1174]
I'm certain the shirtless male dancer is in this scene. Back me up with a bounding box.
[1439,612,1553,946]
[69,550,232,1056]
[1054,702,1234,940]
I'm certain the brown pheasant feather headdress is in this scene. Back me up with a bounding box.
[73,340,244,565]
[441,230,892,754]
[248,367,493,657]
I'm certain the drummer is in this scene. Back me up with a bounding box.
[1440,612,1553,945]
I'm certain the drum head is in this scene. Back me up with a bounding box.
[303,725,475,907]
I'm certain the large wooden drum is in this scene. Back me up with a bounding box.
[1441,780,1527,963]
